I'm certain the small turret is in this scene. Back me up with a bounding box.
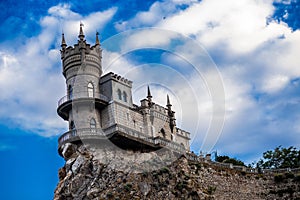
[61,33,67,50]
[147,85,153,107]
[166,94,171,109]
[95,31,100,46]
[166,95,176,133]
[78,22,85,41]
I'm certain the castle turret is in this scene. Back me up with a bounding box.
[166,95,176,133]
[147,85,153,107]
[57,24,108,154]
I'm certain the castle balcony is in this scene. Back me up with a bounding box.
[58,123,186,156]
[57,127,113,155]
[57,92,109,120]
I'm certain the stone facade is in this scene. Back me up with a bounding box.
[57,25,190,154]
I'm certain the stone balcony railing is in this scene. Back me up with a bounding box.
[58,124,187,153]
[58,92,109,107]
[58,128,108,147]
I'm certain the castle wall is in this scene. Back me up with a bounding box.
[69,105,101,130]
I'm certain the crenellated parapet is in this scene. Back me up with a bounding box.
[60,24,102,79]
[100,72,133,88]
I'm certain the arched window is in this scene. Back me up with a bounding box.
[123,91,127,102]
[90,118,96,129]
[88,82,94,97]
[68,85,73,100]
[161,128,166,138]
[117,89,122,100]
[70,121,76,136]
[180,143,185,148]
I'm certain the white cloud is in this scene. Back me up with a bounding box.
[113,0,300,155]
[0,4,116,137]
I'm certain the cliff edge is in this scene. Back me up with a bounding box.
[54,143,300,200]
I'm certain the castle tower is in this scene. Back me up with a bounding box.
[57,24,108,154]
[57,26,190,156]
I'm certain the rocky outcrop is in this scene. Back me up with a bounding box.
[54,143,300,200]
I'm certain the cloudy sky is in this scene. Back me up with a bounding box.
[0,0,300,199]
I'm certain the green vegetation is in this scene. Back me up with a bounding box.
[124,183,132,191]
[216,155,246,166]
[204,186,217,195]
[257,146,300,169]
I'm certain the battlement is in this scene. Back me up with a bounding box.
[60,25,102,78]
[100,72,133,87]
[176,128,190,139]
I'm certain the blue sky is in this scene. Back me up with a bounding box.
[1,0,300,199]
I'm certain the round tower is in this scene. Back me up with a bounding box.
[57,24,108,153]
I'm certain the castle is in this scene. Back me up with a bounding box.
[57,24,190,156]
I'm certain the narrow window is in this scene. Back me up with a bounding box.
[161,128,166,138]
[171,134,174,141]
[90,118,96,133]
[68,85,73,100]
[90,118,96,129]
[117,89,122,100]
[123,91,127,102]
[88,82,94,97]
[70,121,76,136]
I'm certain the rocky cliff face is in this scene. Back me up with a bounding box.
[54,143,300,200]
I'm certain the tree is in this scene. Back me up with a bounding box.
[257,146,300,169]
[216,155,245,166]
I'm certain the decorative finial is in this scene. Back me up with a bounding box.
[95,31,100,46]
[147,85,153,107]
[147,85,152,98]
[78,22,85,40]
[167,94,171,106]
[61,33,67,49]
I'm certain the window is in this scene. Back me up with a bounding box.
[68,85,73,100]
[88,82,94,97]
[70,121,76,136]
[161,128,166,138]
[117,89,122,100]
[90,118,96,133]
[171,134,174,141]
[123,91,127,102]
[90,118,96,129]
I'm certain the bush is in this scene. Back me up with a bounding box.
[160,167,170,174]
[293,174,300,182]
[124,183,132,191]
[205,186,216,195]
[285,172,294,179]
[274,174,284,183]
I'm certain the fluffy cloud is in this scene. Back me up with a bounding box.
[0,4,116,136]
[113,0,300,159]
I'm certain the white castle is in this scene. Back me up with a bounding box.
[57,25,190,156]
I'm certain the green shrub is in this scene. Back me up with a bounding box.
[285,172,294,179]
[205,186,216,195]
[274,174,284,183]
[160,167,170,174]
[124,183,132,191]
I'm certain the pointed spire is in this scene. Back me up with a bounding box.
[78,22,85,40]
[95,31,100,46]
[61,33,67,50]
[147,85,152,98]
[167,94,171,107]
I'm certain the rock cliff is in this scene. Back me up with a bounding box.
[54,143,300,200]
